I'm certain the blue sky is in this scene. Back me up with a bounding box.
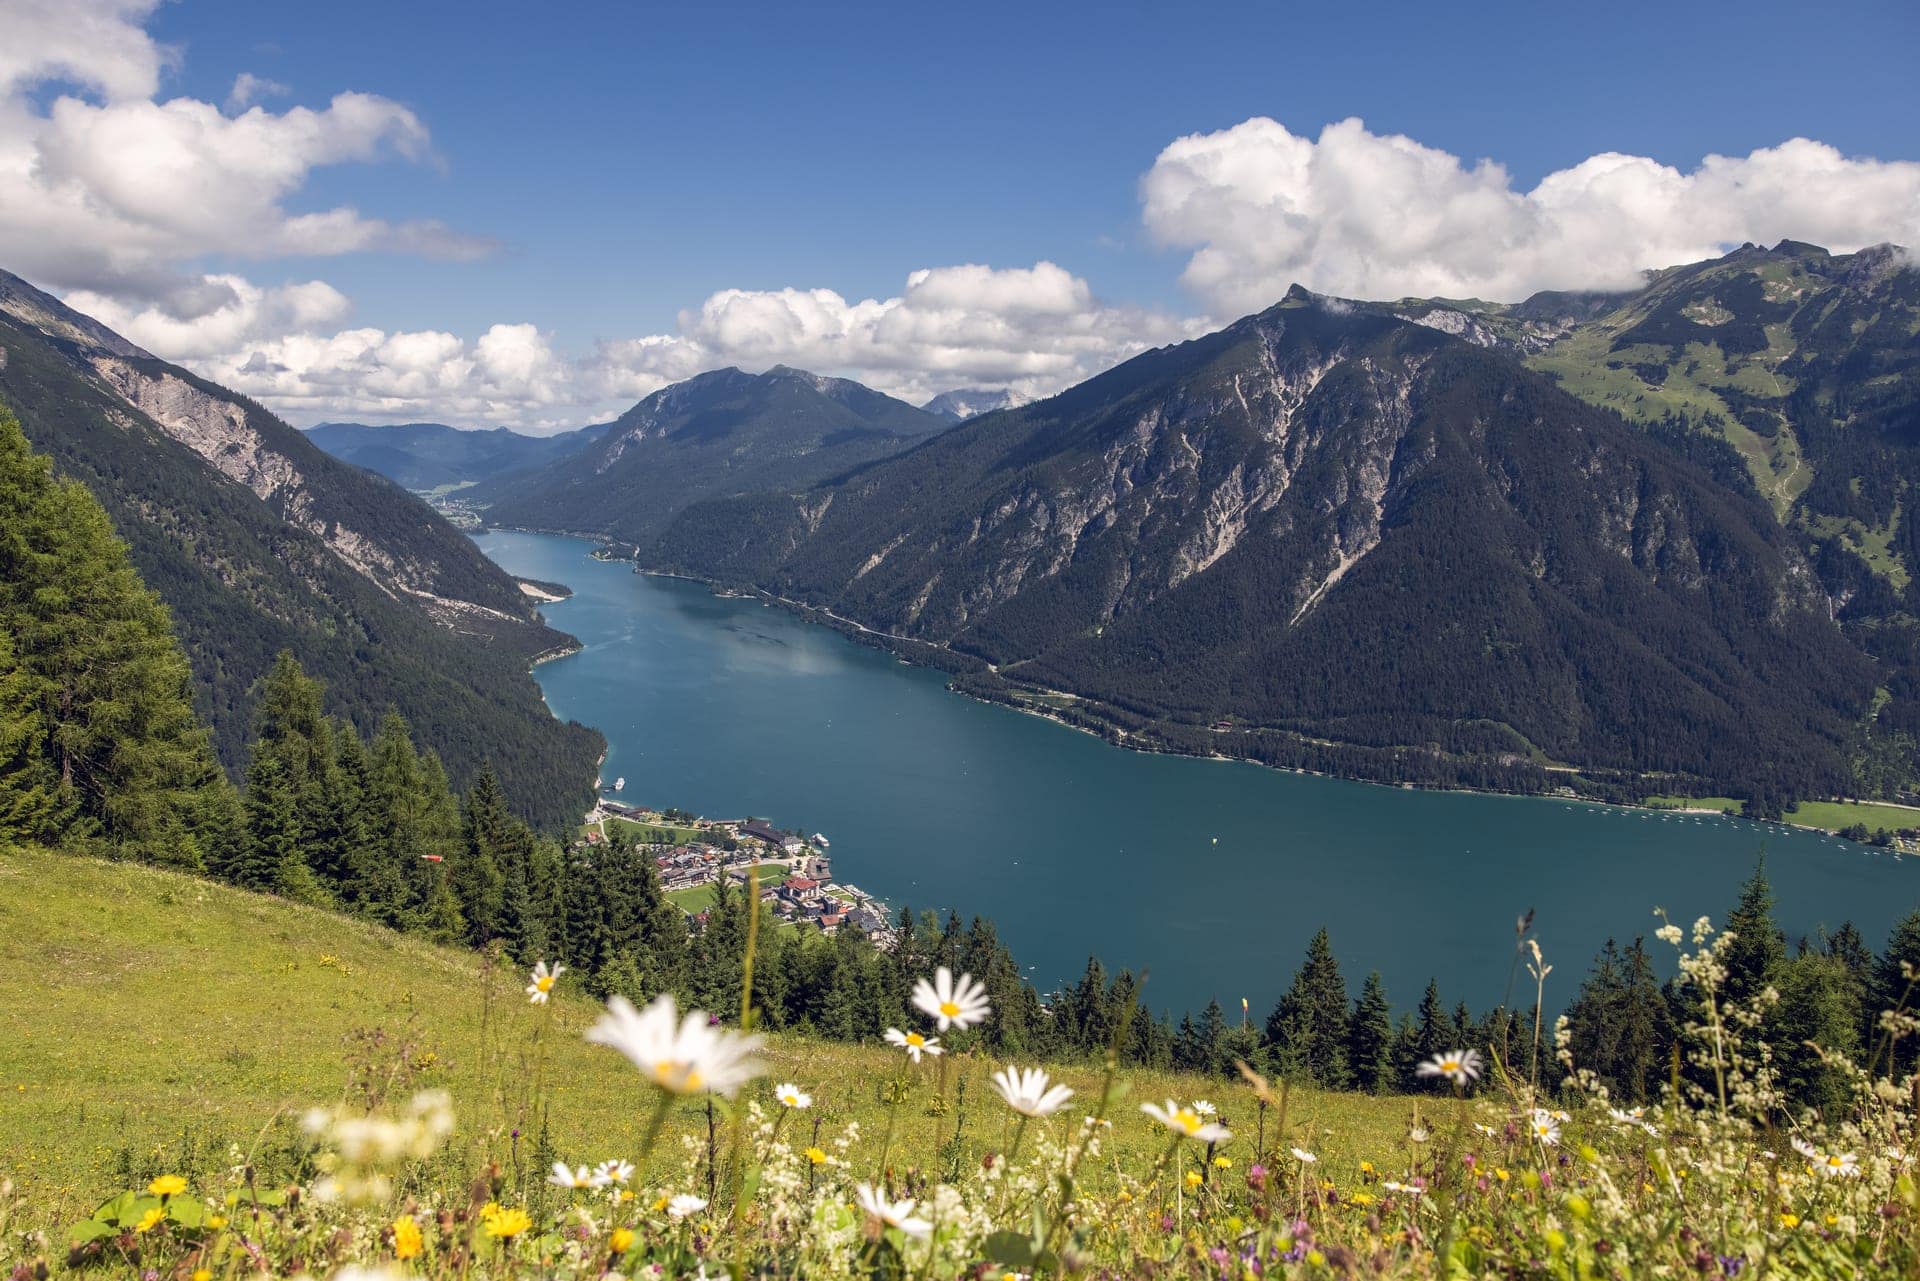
[7,0,1920,425]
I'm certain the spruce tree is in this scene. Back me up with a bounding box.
[1346,971,1395,1093]
[1871,910,1920,1074]
[453,764,512,944]
[0,626,60,847]
[0,409,221,861]
[1722,857,1785,1012]
[1264,928,1351,1087]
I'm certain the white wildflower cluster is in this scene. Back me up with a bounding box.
[303,1090,455,1204]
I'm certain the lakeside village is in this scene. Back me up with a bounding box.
[577,792,900,947]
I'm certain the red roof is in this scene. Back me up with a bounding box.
[782,876,819,891]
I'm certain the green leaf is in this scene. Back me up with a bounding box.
[65,1218,116,1246]
[166,1198,207,1229]
[981,1231,1035,1266]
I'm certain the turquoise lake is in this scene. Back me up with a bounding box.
[476,529,1920,1019]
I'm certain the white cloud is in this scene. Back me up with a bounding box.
[0,0,489,304]
[1142,116,1920,313]
[225,72,288,113]
[170,262,1192,430]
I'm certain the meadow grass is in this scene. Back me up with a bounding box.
[0,845,1406,1237]
[1647,794,1920,833]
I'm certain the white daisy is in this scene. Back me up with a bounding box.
[1382,1180,1421,1195]
[884,1027,943,1063]
[585,994,765,1098]
[854,1183,933,1238]
[1527,1108,1560,1146]
[990,1066,1074,1118]
[591,1159,634,1187]
[526,960,565,1005]
[666,1194,708,1220]
[1140,1100,1231,1145]
[774,1082,812,1110]
[1414,1049,1483,1086]
[1290,1147,1317,1163]
[548,1161,594,1189]
[911,966,992,1032]
[1192,1100,1218,1116]
[1792,1138,1859,1177]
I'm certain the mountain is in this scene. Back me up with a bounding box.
[471,365,950,546]
[921,388,1030,422]
[305,420,614,490]
[0,268,601,830]
[649,287,1875,800]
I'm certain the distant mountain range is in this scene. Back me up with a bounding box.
[472,364,951,547]
[305,420,614,490]
[921,388,1030,422]
[0,269,601,829]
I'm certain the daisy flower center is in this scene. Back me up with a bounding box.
[939,1000,961,1017]
[1173,1109,1200,1133]
[536,976,555,992]
[906,1032,926,1047]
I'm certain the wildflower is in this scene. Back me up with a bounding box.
[912,966,992,1031]
[775,1082,812,1109]
[1382,1180,1421,1195]
[526,960,564,1004]
[1184,1170,1203,1189]
[192,1271,212,1281]
[147,1174,186,1198]
[1780,1212,1801,1228]
[854,1183,933,1238]
[804,1146,828,1166]
[134,1207,165,1234]
[392,1215,422,1260]
[1192,1100,1218,1116]
[609,1226,634,1254]
[1527,1110,1561,1146]
[481,1203,532,1239]
[1290,1147,1317,1164]
[206,1215,227,1230]
[990,1065,1074,1118]
[884,1027,943,1063]
[1608,1106,1659,1136]
[666,1194,707,1220]
[550,1161,595,1188]
[1141,1100,1231,1144]
[1213,1156,1232,1170]
[585,993,765,1097]
[1415,1049,1483,1086]
[592,1159,635,1187]
[1791,1138,1860,1177]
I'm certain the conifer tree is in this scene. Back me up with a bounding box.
[1722,857,1785,1012]
[1403,980,1449,1088]
[1346,971,1395,1093]
[0,409,221,861]
[0,626,60,846]
[1871,910,1920,1075]
[453,764,512,944]
[1264,927,1351,1087]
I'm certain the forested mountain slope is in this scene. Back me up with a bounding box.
[474,365,949,545]
[306,419,613,490]
[651,289,1875,800]
[0,272,600,829]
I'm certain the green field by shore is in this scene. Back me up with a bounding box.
[1648,795,1920,834]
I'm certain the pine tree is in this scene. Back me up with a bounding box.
[0,626,60,847]
[1346,971,1395,1093]
[1264,928,1351,1087]
[0,409,221,861]
[1722,857,1785,1012]
[1871,910,1920,1075]
[1404,979,1449,1088]
[453,765,512,944]
[1773,951,1863,1113]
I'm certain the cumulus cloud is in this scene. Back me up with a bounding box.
[1142,116,1920,313]
[178,262,1193,430]
[0,0,490,305]
[225,72,288,113]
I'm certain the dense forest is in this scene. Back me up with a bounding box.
[2,402,1901,1116]
[0,283,602,832]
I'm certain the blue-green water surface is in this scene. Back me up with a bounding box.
[477,530,1920,1018]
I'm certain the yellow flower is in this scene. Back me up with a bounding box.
[207,1214,227,1230]
[481,1203,531,1239]
[1184,1170,1203,1189]
[1780,1212,1801,1228]
[1117,1190,1132,1203]
[609,1226,634,1254]
[148,1174,187,1198]
[1212,1155,1232,1169]
[393,1214,423,1260]
[804,1146,828,1166]
[1349,1192,1375,1206]
[192,1271,211,1281]
[618,1188,635,1202]
[134,1207,166,1234]
[1494,1168,1510,1182]
[1306,1250,1326,1267]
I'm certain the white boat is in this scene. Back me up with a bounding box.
[812,833,830,848]
[614,777,625,792]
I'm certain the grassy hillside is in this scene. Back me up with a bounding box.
[0,845,1402,1230]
